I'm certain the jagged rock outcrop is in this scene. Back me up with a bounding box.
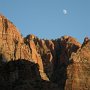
[0,14,31,61]
[0,15,48,81]
[65,38,90,90]
[0,14,90,90]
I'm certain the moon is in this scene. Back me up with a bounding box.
[63,9,67,15]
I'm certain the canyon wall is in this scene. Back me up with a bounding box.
[0,14,90,90]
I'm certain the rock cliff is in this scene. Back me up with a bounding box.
[65,39,90,90]
[0,14,90,90]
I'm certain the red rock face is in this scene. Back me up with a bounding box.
[0,15,31,61]
[65,40,90,90]
[0,15,90,90]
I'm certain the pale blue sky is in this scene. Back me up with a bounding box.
[0,0,90,43]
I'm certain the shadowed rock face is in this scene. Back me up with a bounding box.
[0,14,90,90]
[0,59,60,90]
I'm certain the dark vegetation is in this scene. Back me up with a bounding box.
[0,56,60,90]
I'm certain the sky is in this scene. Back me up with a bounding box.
[0,0,90,43]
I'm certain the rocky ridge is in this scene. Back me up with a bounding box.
[0,14,90,90]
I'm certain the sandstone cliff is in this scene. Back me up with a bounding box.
[65,39,90,90]
[0,14,90,90]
